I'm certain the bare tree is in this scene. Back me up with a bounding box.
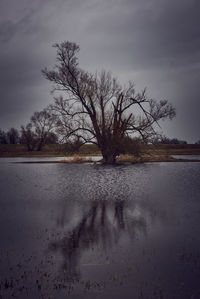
[150,134,187,145]
[30,108,56,151]
[0,128,19,144]
[45,132,58,144]
[21,108,56,151]
[21,123,37,151]
[6,128,20,144]
[0,129,8,144]
[63,136,84,154]
[43,41,176,163]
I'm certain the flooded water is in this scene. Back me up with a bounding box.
[0,156,102,164]
[0,159,200,298]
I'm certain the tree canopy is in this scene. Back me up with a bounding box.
[43,41,176,163]
[21,108,56,151]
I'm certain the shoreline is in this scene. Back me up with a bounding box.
[11,156,200,164]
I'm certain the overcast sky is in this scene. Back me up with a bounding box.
[0,0,199,142]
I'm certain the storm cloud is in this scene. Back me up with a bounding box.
[0,0,199,142]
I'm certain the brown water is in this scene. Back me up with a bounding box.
[0,159,200,298]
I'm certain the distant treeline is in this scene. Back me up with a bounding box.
[1,126,200,153]
[150,135,188,145]
[0,128,58,147]
[0,109,59,151]
[1,105,200,156]
[1,142,200,158]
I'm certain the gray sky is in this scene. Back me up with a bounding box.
[0,0,200,142]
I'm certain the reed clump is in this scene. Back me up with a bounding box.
[117,154,185,163]
[60,155,94,163]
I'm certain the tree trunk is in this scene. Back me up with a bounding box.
[37,141,43,151]
[27,144,31,151]
[101,148,117,164]
[26,141,34,151]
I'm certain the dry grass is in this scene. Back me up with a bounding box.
[1,144,200,158]
[116,154,200,163]
[60,154,200,164]
[60,155,95,163]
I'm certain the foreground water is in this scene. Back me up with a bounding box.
[0,159,200,298]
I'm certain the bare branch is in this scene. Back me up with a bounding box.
[43,41,176,163]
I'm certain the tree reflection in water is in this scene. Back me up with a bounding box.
[49,199,148,281]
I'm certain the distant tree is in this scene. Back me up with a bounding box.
[64,136,84,154]
[171,138,187,145]
[20,124,37,151]
[43,41,176,163]
[6,128,19,144]
[0,128,20,144]
[0,129,7,144]
[150,134,187,145]
[45,132,58,144]
[149,134,163,145]
[21,108,56,151]
[195,140,200,145]
[30,109,56,151]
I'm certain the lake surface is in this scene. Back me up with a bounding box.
[0,159,200,298]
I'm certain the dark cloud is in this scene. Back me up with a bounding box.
[0,0,199,142]
[84,0,200,70]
